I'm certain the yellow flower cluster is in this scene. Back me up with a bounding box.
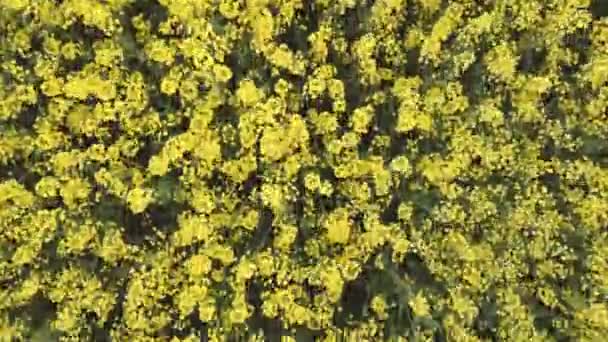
[1,0,608,340]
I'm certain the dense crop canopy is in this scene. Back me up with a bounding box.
[1,0,608,340]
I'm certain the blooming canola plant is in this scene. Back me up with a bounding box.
[0,0,608,340]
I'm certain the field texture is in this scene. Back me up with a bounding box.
[1,0,608,341]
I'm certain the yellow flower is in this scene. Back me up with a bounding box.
[486,43,518,82]
[63,77,90,100]
[199,298,216,322]
[418,0,442,14]
[35,177,61,198]
[274,224,297,251]
[229,304,250,325]
[311,111,338,135]
[148,155,170,176]
[240,209,259,231]
[321,265,344,303]
[371,296,388,320]
[61,224,96,255]
[126,188,153,214]
[319,181,334,196]
[12,243,39,266]
[409,292,431,317]
[236,80,263,107]
[252,10,274,49]
[304,172,321,191]
[12,274,40,304]
[41,78,64,97]
[260,126,290,161]
[60,178,91,208]
[174,214,212,247]
[324,208,351,244]
[190,187,216,214]
[333,99,346,112]
[63,76,116,101]
[307,77,326,97]
[205,244,235,266]
[187,254,212,277]
[256,252,275,277]
[261,183,286,213]
[269,44,295,71]
[396,109,432,133]
[389,155,411,175]
[177,285,208,318]
[160,76,179,95]
[397,203,413,222]
[391,235,410,262]
[5,0,28,10]
[213,64,233,83]
[98,229,129,264]
[479,101,505,127]
[350,106,373,134]
[219,0,240,19]
[146,40,175,65]
[327,79,345,100]
[274,78,291,97]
